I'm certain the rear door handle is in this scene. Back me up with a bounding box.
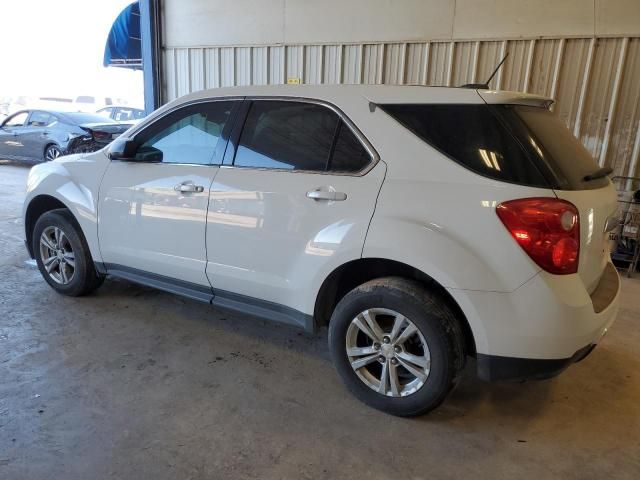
[306,189,347,201]
[174,182,204,193]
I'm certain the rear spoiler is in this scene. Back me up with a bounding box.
[477,90,554,109]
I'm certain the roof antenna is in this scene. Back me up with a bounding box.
[462,52,509,89]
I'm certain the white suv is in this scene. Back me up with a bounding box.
[22,85,621,416]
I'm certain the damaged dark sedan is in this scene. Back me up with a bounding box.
[0,109,132,163]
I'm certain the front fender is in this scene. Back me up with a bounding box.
[23,151,110,262]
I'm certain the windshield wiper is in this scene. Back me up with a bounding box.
[583,167,613,182]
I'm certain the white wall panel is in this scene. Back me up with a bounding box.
[405,43,429,85]
[252,47,269,86]
[163,0,640,47]
[269,46,285,85]
[342,45,363,84]
[427,42,451,86]
[304,45,323,84]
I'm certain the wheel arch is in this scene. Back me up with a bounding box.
[25,195,77,257]
[43,142,61,160]
[314,257,477,356]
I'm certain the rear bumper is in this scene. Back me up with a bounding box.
[449,262,621,381]
[477,343,596,382]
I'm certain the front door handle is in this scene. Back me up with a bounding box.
[174,182,204,193]
[306,189,347,201]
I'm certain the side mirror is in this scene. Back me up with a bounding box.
[107,138,138,160]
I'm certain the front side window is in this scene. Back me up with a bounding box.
[136,101,235,165]
[3,112,28,127]
[234,101,339,171]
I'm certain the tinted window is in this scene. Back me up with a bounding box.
[329,122,371,172]
[380,104,551,187]
[504,105,608,190]
[4,112,28,127]
[234,101,338,171]
[137,101,234,165]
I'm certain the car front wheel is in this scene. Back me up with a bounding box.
[33,209,104,296]
[328,277,466,416]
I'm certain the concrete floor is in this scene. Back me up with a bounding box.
[0,161,639,480]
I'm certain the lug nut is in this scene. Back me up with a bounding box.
[394,346,401,353]
[378,356,385,363]
[390,358,398,365]
[382,336,391,344]
[373,343,381,351]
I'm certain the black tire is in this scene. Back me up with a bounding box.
[328,277,465,417]
[32,209,104,296]
[44,144,62,162]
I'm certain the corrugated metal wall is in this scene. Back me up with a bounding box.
[162,36,640,179]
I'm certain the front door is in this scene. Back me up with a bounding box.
[98,100,239,291]
[0,111,29,159]
[206,99,386,320]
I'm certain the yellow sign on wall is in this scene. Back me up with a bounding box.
[287,77,301,85]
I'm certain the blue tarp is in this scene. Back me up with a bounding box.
[103,2,142,69]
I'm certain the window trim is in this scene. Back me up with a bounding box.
[226,96,379,177]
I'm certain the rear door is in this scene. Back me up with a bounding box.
[23,111,56,159]
[205,99,385,319]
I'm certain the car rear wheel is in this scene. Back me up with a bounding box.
[33,209,104,296]
[44,144,61,162]
[328,277,465,416]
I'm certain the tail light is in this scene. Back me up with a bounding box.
[496,198,580,275]
[92,130,111,142]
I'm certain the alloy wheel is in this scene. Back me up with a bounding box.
[39,226,75,285]
[45,146,61,161]
[346,308,431,397]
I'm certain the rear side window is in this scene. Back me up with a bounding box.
[28,111,56,127]
[380,104,550,187]
[233,100,373,173]
[235,101,338,171]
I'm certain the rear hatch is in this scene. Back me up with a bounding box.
[380,92,617,293]
[502,103,618,293]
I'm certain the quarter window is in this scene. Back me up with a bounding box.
[136,101,235,165]
[234,101,339,171]
[329,122,372,172]
[380,104,550,187]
